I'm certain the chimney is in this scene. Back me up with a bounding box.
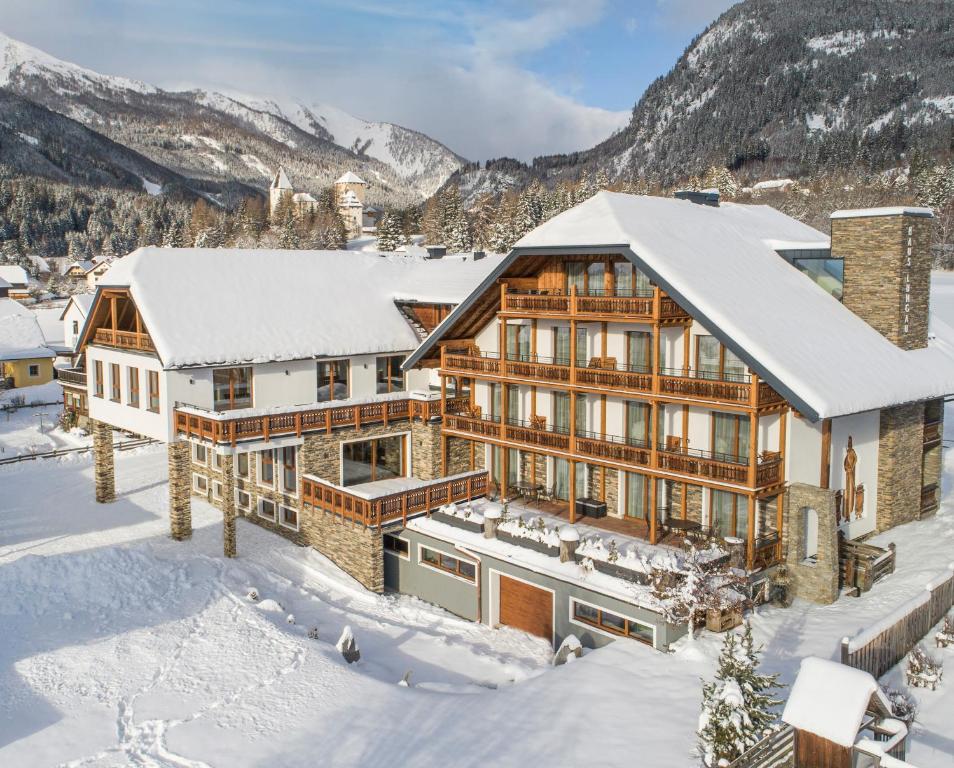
[674,189,719,207]
[831,207,934,351]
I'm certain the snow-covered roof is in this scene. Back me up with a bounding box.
[412,192,954,420]
[0,298,55,360]
[0,265,29,287]
[782,657,890,747]
[336,171,367,185]
[24,253,50,272]
[0,276,9,289]
[94,247,505,368]
[831,206,933,220]
[340,190,363,207]
[58,293,95,321]
[292,192,317,203]
[32,306,65,347]
[68,260,95,273]
[272,166,292,190]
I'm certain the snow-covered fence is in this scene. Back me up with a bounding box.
[840,563,954,679]
[726,725,795,768]
[0,437,156,466]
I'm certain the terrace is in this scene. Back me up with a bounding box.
[500,285,691,324]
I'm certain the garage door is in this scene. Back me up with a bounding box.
[498,575,552,641]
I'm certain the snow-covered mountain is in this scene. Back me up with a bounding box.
[0,32,465,203]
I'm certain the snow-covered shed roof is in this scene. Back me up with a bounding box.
[408,192,954,420]
[0,276,9,289]
[0,298,55,360]
[58,293,95,321]
[272,167,292,190]
[93,248,504,368]
[336,171,367,185]
[782,657,890,747]
[292,192,317,203]
[0,265,29,287]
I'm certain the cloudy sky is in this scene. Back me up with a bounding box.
[1,0,738,161]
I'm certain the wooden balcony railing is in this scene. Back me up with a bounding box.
[443,413,502,440]
[93,328,156,353]
[176,395,470,445]
[575,431,651,466]
[752,531,781,571]
[442,352,784,409]
[302,470,489,528]
[501,287,691,322]
[58,367,87,387]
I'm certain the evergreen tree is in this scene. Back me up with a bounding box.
[376,211,401,251]
[698,623,783,766]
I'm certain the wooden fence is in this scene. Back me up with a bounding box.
[726,725,795,768]
[841,563,954,679]
[839,538,896,594]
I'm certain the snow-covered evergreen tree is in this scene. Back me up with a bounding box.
[376,211,401,251]
[698,623,783,766]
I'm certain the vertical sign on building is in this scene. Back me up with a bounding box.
[902,224,913,337]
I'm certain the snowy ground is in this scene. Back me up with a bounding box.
[0,382,89,459]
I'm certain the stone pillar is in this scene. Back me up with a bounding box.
[876,403,924,532]
[168,441,192,541]
[783,482,840,604]
[410,419,442,481]
[92,419,115,503]
[221,453,236,558]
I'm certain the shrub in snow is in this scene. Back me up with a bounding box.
[606,539,619,564]
[246,588,259,602]
[337,625,360,664]
[880,685,918,724]
[256,598,283,612]
[906,645,943,690]
[399,670,413,687]
[553,634,583,666]
[286,614,296,625]
[307,626,320,640]
[697,623,783,767]
[578,557,594,578]
[936,614,954,648]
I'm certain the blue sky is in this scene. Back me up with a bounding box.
[2,0,738,160]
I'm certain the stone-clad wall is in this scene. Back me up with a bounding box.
[669,482,703,524]
[877,402,926,531]
[298,423,412,484]
[169,441,192,540]
[784,482,840,604]
[304,511,384,593]
[410,420,442,480]
[446,436,485,475]
[833,213,933,351]
[92,419,115,503]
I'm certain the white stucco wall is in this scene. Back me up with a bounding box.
[86,346,169,442]
[786,415,822,486]
[830,410,879,539]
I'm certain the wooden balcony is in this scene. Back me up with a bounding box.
[443,414,782,490]
[501,287,691,323]
[441,351,785,409]
[176,395,470,445]
[58,367,87,387]
[301,470,488,528]
[93,328,156,353]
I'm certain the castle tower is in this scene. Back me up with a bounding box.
[270,167,294,220]
[339,189,365,240]
[335,171,369,207]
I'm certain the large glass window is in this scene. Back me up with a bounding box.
[110,363,121,402]
[259,449,275,486]
[420,547,476,582]
[553,327,570,366]
[552,393,570,435]
[506,324,531,361]
[94,360,104,398]
[572,600,653,644]
[317,359,349,402]
[148,370,160,413]
[376,355,405,394]
[566,262,586,295]
[711,490,745,539]
[127,366,139,408]
[625,401,649,446]
[342,435,406,486]
[491,446,520,487]
[626,331,651,372]
[624,472,648,519]
[712,412,750,463]
[213,367,252,411]
[696,336,746,382]
[586,261,605,295]
[614,262,651,296]
[281,446,297,494]
[489,383,502,422]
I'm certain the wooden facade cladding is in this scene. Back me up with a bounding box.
[301,470,488,528]
[79,288,158,357]
[175,395,471,446]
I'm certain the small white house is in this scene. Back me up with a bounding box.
[0,265,30,298]
[60,294,95,352]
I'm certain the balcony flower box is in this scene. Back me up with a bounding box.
[431,509,483,534]
[496,528,561,557]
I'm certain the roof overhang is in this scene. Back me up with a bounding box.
[404,244,823,422]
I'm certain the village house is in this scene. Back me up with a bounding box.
[74,192,954,653]
[59,293,96,426]
[0,297,56,388]
[0,265,31,300]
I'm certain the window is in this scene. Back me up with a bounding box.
[127,367,139,407]
[281,446,297,495]
[384,534,409,557]
[316,359,349,402]
[72,320,79,335]
[110,363,121,402]
[279,504,299,531]
[376,355,406,393]
[613,262,651,296]
[213,451,224,470]
[193,473,208,493]
[259,449,275,487]
[147,370,160,413]
[505,324,531,362]
[625,401,649,446]
[696,336,747,382]
[28,364,39,377]
[626,331,651,372]
[566,261,586,295]
[553,326,571,366]
[711,489,746,539]
[237,453,249,478]
[491,446,519,487]
[213,367,252,411]
[624,472,648,519]
[586,261,605,295]
[212,481,223,500]
[237,490,251,510]
[258,498,276,521]
[571,600,653,644]
[712,412,750,463]
[420,546,476,582]
[489,383,502,422]
[341,435,405,486]
[94,360,104,398]
[193,443,208,465]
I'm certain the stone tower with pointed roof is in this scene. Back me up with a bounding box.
[335,171,368,208]
[269,166,293,220]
